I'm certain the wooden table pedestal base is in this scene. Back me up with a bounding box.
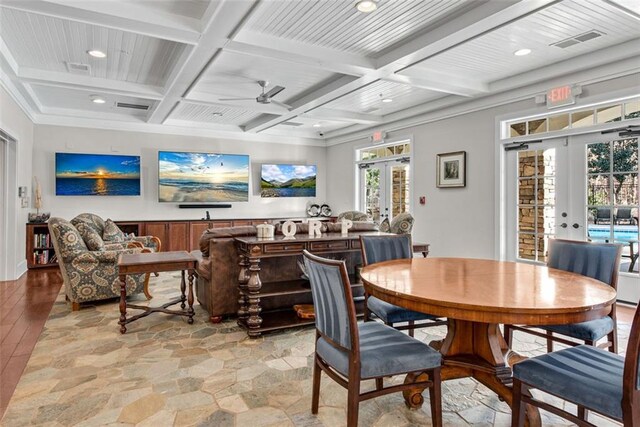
[403,319,541,427]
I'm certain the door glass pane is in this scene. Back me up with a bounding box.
[364,168,381,222]
[588,175,611,206]
[588,142,610,173]
[510,122,526,137]
[518,233,536,260]
[528,118,547,134]
[390,165,410,218]
[517,148,556,262]
[613,138,638,172]
[596,105,622,124]
[625,100,640,119]
[572,110,595,128]
[548,114,570,131]
[614,173,638,205]
[586,138,639,275]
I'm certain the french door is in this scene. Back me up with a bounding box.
[505,133,639,302]
[360,159,410,223]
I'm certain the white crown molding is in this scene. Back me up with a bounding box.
[324,61,640,146]
[32,112,327,147]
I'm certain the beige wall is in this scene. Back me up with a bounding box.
[0,85,34,279]
[326,74,640,259]
[32,125,326,221]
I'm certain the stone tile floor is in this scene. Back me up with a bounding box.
[0,273,628,426]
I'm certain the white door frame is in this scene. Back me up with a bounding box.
[0,129,17,281]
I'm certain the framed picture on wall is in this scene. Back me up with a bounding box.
[436,151,466,188]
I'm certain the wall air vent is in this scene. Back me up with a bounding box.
[281,121,303,127]
[65,62,91,74]
[116,102,150,110]
[551,30,604,49]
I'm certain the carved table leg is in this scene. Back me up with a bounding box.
[237,254,250,326]
[180,270,187,309]
[402,319,541,426]
[246,255,263,338]
[118,274,128,334]
[187,269,195,324]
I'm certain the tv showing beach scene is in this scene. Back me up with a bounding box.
[261,164,316,197]
[158,151,249,202]
[55,153,141,196]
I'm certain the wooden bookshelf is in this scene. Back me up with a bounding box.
[26,223,58,269]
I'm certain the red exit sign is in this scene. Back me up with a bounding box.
[546,85,578,108]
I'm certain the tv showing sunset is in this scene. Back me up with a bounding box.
[55,153,141,196]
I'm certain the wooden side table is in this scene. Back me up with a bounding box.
[118,251,197,334]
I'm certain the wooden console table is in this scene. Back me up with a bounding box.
[234,232,430,338]
[118,251,197,334]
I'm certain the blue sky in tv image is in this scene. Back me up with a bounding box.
[261,164,316,183]
[55,153,141,196]
[158,151,249,203]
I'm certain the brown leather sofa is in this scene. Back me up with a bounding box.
[194,222,374,323]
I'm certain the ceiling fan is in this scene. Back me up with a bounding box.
[219,80,291,109]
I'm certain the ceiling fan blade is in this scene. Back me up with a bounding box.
[271,100,292,110]
[264,85,285,98]
[218,97,255,101]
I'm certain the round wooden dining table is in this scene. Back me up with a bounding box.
[359,257,617,427]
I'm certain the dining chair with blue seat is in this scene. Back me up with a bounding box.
[511,302,640,427]
[303,250,443,427]
[360,234,447,337]
[504,238,623,354]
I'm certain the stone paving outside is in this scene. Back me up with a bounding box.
[0,273,628,426]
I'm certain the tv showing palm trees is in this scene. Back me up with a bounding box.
[55,153,141,196]
[158,151,249,202]
[261,164,316,197]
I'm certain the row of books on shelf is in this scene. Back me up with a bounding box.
[33,250,57,265]
[34,233,51,248]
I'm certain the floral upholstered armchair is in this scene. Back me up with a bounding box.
[70,213,161,253]
[379,212,414,235]
[48,217,150,311]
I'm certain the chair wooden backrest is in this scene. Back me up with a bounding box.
[547,239,622,289]
[623,303,640,425]
[303,250,359,353]
[360,234,412,266]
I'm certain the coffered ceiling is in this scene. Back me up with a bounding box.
[1,0,639,143]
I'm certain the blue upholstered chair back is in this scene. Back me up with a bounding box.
[304,252,354,350]
[361,234,412,266]
[547,239,621,287]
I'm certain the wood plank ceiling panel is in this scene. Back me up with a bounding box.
[0,8,186,86]
[247,0,471,56]
[172,103,262,125]
[411,0,640,82]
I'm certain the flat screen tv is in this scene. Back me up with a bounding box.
[55,153,141,196]
[261,164,316,197]
[158,151,249,202]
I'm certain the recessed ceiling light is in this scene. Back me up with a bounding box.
[514,48,532,56]
[312,123,322,128]
[382,98,393,103]
[211,112,223,117]
[355,0,377,13]
[90,95,106,104]
[87,49,107,58]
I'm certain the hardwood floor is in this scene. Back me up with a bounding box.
[0,268,636,420]
[0,268,62,417]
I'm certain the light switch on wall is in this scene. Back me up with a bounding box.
[21,197,29,208]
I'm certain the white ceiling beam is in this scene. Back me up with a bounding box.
[19,67,165,100]
[38,106,147,122]
[147,0,259,124]
[301,109,382,125]
[386,71,488,97]
[243,0,559,134]
[186,91,291,115]
[228,31,376,76]
[376,0,558,70]
[0,0,202,45]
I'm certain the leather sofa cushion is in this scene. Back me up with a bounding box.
[199,226,256,256]
[325,221,379,233]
